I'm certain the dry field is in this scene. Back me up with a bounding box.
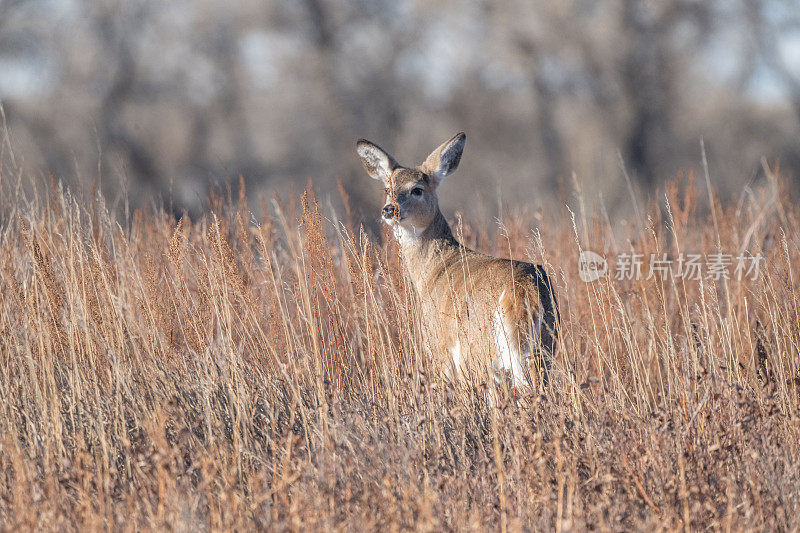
[0,164,799,531]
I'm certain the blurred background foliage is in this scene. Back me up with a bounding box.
[1,0,800,222]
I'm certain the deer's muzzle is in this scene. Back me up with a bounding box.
[382,204,398,220]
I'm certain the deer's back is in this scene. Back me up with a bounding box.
[415,246,558,362]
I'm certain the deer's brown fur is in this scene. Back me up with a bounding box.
[357,132,558,387]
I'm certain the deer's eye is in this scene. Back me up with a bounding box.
[411,187,423,197]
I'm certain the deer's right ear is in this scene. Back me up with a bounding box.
[357,139,398,184]
[421,132,466,186]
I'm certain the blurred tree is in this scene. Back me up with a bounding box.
[0,0,799,217]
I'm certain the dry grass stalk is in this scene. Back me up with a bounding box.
[0,167,798,530]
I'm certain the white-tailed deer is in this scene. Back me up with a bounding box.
[357,132,559,388]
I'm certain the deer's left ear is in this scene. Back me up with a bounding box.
[357,139,398,184]
[421,132,466,186]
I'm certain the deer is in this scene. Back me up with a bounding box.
[356,132,559,390]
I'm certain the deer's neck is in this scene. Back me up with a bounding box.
[397,209,462,292]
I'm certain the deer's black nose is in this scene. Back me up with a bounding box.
[382,204,397,219]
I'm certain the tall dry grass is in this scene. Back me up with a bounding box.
[0,161,799,531]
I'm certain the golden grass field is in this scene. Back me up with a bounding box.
[1,165,799,531]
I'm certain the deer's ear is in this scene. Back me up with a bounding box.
[421,132,466,185]
[357,139,398,184]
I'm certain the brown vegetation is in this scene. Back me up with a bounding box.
[0,164,799,530]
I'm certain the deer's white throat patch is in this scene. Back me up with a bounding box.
[391,221,424,246]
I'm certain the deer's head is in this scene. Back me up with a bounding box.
[356,132,466,243]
